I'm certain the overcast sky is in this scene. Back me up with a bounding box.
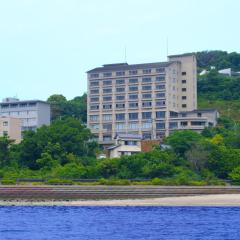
[0,0,239,101]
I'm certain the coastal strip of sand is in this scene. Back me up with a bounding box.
[1,194,240,206]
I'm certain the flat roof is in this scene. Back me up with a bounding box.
[0,100,49,105]
[168,53,196,58]
[87,61,173,73]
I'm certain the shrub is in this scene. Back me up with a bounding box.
[1,179,17,185]
[46,178,73,185]
[151,178,165,185]
[99,178,131,185]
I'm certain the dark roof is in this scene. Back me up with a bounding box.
[87,61,172,73]
[168,53,196,58]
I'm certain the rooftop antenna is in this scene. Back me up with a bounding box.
[166,36,169,58]
[124,45,127,63]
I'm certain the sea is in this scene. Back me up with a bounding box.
[0,206,239,240]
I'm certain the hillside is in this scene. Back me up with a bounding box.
[195,51,240,122]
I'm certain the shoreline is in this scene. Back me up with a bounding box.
[1,194,240,206]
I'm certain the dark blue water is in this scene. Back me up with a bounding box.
[0,206,240,240]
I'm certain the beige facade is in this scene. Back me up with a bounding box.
[0,117,22,143]
[87,53,218,145]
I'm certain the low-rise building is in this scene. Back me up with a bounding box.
[107,133,142,158]
[0,98,50,133]
[0,116,22,143]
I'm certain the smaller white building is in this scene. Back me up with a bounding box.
[107,134,142,158]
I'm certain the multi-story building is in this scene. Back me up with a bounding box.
[0,98,50,133]
[0,116,22,143]
[87,53,218,145]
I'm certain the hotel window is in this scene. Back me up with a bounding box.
[103,72,112,77]
[156,93,165,98]
[182,104,187,108]
[181,121,188,127]
[103,123,112,130]
[142,101,152,107]
[90,81,99,87]
[90,89,99,94]
[142,122,152,129]
[156,122,165,129]
[10,104,18,108]
[19,103,27,108]
[89,115,99,121]
[116,95,125,101]
[156,68,165,73]
[103,135,112,141]
[90,73,99,78]
[170,111,178,118]
[156,76,165,82]
[103,88,112,94]
[169,122,178,129]
[129,70,138,75]
[91,124,99,129]
[116,71,125,76]
[143,69,151,74]
[142,93,151,99]
[182,72,186,76]
[103,104,112,109]
[116,123,125,130]
[103,114,112,121]
[116,87,125,93]
[182,113,187,117]
[90,97,99,102]
[129,94,138,100]
[116,103,125,109]
[90,105,99,110]
[129,112,138,120]
[116,79,125,85]
[129,86,138,91]
[129,78,138,84]
[129,102,138,108]
[142,85,151,91]
[1,104,9,109]
[3,121,8,126]
[156,101,165,107]
[129,122,138,129]
[182,80,187,84]
[182,96,187,100]
[142,132,151,140]
[103,80,112,86]
[29,102,37,107]
[156,85,165,90]
[142,112,152,119]
[197,113,202,117]
[103,96,112,102]
[182,88,187,92]
[142,77,151,83]
[116,113,125,121]
[156,111,165,119]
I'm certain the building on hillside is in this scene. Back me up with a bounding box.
[0,116,22,143]
[107,133,142,158]
[0,98,50,134]
[87,53,219,147]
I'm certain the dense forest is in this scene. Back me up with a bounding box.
[0,50,240,185]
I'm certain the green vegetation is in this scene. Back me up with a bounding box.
[0,117,239,185]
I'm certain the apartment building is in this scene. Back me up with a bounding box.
[0,116,22,143]
[0,98,50,132]
[87,53,218,145]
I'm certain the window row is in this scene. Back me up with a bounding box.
[90,68,165,78]
[90,100,166,110]
[89,76,165,87]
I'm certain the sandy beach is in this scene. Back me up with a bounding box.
[1,194,240,206]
